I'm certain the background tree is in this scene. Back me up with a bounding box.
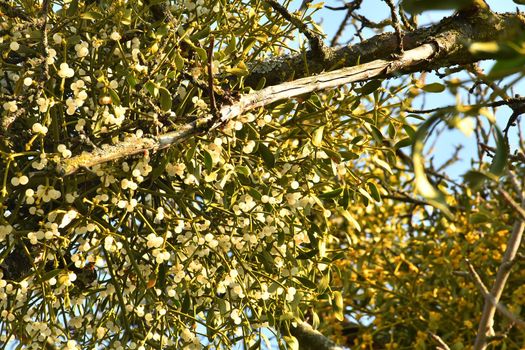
[0,0,524,349]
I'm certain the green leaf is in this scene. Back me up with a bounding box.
[174,51,185,71]
[296,249,319,260]
[421,83,445,93]
[395,137,412,149]
[360,80,382,95]
[312,125,324,147]
[489,126,508,176]
[144,81,158,97]
[339,209,361,231]
[108,88,121,106]
[358,187,374,205]
[318,273,330,292]
[159,87,172,111]
[194,47,208,62]
[234,166,250,177]
[311,310,320,329]
[490,56,525,78]
[126,74,138,88]
[402,0,474,14]
[80,11,103,21]
[283,336,299,350]
[333,291,344,321]
[319,187,343,199]
[463,170,499,189]
[67,0,79,16]
[373,157,393,175]
[203,151,213,172]
[294,276,318,289]
[321,147,342,163]
[258,143,275,168]
[367,182,382,203]
[412,114,452,217]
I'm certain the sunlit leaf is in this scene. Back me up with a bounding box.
[421,83,445,93]
[159,87,172,111]
[412,114,452,217]
[312,125,324,147]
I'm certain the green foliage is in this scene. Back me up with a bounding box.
[0,1,524,350]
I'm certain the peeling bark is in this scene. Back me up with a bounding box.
[59,8,525,175]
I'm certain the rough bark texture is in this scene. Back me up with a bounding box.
[245,9,525,87]
[59,8,525,175]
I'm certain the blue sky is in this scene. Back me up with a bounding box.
[293,0,525,179]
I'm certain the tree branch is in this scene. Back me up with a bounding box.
[465,259,525,329]
[59,8,525,175]
[474,192,525,349]
[60,42,436,175]
[264,0,331,61]
[245,10,525,87]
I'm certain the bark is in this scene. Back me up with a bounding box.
[60,42,436,175]
[245,8,525,87]
[60,8,525,175]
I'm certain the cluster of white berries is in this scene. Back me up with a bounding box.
[57,144,72,158]
[32,122,48,135]
[31,153,48,170]
[2,100,17,113]
[25,185,61,205]
[75,41,89,58]
[65,79,88,115]
[10,175,29,187]
[57,62,74,78]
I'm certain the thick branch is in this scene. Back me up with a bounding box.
[291,321,343,350]
[60,42,436,175]
[245,10,525,87]
[60,8,525,175]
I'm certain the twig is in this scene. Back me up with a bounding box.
[61,42,438,175]
[465,259,525,329]
[264,0,332,61]
[500,189,525,221]
[479,143,525,163]
[207,36,218,118]
[404,97,525,115]
[428,332,451,350]
[474,194,525,349]
[328,0,363,46]
[40,0,50,81]
[383,0,404,53]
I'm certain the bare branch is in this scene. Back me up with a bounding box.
[474,194,525,349]
[264,0,331,61]
[428,332,451,350]
[500,189,525,221]
[383,0,404,53]
[465,259,525,329]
